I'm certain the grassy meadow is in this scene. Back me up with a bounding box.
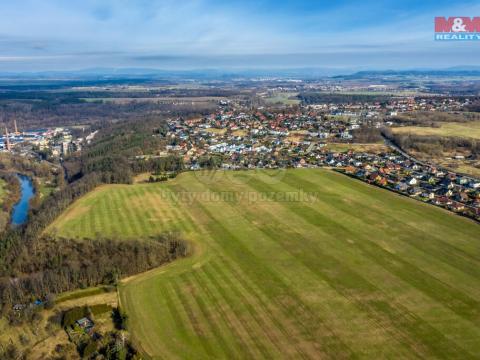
[325,142,390,153]
[263,92,301,105]
[392,121,480,139]
[48,169,480,359]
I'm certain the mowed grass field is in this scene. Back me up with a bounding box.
[392,121,480,139]
[48,169,480,359]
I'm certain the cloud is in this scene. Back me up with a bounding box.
[0,0,478,71]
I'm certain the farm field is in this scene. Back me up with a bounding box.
[392,121,480,139]
[325,142,390,153]
[48,169,480,359]
[263,92,300,105]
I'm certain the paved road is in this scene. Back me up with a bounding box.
[382,136,429,167]
[382,135,480,182]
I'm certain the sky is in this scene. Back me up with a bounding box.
[0,0,479,72]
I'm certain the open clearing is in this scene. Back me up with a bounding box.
[48,169,480,359]
[263,92,300,105]
[325,142,390,153]
[392,121,480,139]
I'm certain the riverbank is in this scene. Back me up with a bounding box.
[0,172,21,231]
[11,174,35,226]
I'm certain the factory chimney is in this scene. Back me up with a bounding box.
[4,127,11,151]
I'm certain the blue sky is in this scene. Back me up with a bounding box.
[0,0,479,72]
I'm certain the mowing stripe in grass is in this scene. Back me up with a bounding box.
[178,273,239,359]
[288,171,480,279]
[148,187,177,232]
[169,280,217,358]
[119,187,144,237]
[52,169,480,358]
[97,194,109,237]
[87,198,98,237]
[163,183,203,233]
[307,170,480,251]
[128,186,153,235]
[161,281,193,346]
[110,188,131,238]
[276,173,480,309]
[191,200,355,358]
[227,185,425,357]
[144,187,173,233]
[238,200,467,358]
[146,184,189,233]
[247,174,479,357]
[197,190,398,356]
[158,281,203,358]
[190,267,267,359]
[102,190,116,236]
[250,174,480,318]
[203,260,306,359]
[197,262,282,358]
[209,258,314,359]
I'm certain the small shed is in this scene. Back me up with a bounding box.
[76,317,95,333]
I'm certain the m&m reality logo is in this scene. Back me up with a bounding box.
[435,17,480,40]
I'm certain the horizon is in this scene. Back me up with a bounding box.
[0,0,479,72]
[3,66,480,81]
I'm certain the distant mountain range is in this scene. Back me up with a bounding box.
[333,67,480,80]
[0,67,348,81]
[0,66,479,83]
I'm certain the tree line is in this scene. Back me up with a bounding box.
[0,233,188,308]
[382,128,480,158]
[0,115,189,313]
[298,92,391,105]
[0,172,20,231]
[389,111,480,127]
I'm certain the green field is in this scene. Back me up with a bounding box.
[392,121,480,140]
[48,169,480,359]
[264,92,300,105]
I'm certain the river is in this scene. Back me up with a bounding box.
[11,174,35,226]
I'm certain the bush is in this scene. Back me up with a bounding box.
[2,344,19,360]
[19,333,30,346]
[90,304,112,316]
[80,340,97,358]
[44,293,56,309]
[62,306,90,327]
[112,308,128,330]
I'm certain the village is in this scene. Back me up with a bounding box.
[340,152,480,220]
[161,97,480,221]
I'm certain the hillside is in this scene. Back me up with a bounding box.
[48,169,480,359]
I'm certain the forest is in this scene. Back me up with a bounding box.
[0,113,188,314]
[0,233,188,310]
[0,172,20,231]
[382,128,480,158]
[297,92,392,105]
[389,110,480,127]
[0,86,220,129]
